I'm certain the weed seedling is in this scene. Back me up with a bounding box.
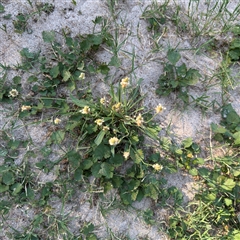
[156,49,201,104]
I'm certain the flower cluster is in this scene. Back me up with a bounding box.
[54,118,61,124]
[123,151,130,160]
[21,105,31,111]
[80,106,90,114]
[120,76,129,89]
[155,104,166,114]
[109,137,120,146]
[112,102,121,112]
[152,163,163,171]
[100,97,106,105]
[95,119,104,126]
[79,72,85,80]
[103,126,109,131]
[136,113,144,126]
[9,89,19,98]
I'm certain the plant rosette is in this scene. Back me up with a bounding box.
[68,78,165,204]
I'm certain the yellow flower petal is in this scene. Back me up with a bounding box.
[152,164,163,171]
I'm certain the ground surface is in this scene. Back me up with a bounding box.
[0,0,240,239]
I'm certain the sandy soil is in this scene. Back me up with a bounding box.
[0,0,239,239]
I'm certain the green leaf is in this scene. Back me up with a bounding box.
[109,55,121,67]
[189,168,198,176]
[222,104,240,127]
[100,162,114,179]
[50,130,65,144]
[0,4,5,13]
[130,135,139,144]
[211,123,226,134]
[233,231,240,240]
[233,131,240,145]
[70,95,93,108]
[112,176,123,188]
[144,184,158,200]
[176,63,187,76]
[0,149,8,157]
[185,68,201,85]
[2,171,14,185]
[229,49,240,60]
[87,234,98,240]
[26,186,34,200]
[74,167,82,181]
[0,165,10,173]
[94,130,106,146]
[98,64,110,74]
[175,149,183,155]
[120,192,132,205]
[195,158,204,164]
[13,76,21,84]
[182,137,192,148]
[149,153,160,162]
[133,149,144,164]
[62,69,71,82]
[224,198,232,206]
[0,184,9,193]
[145,127,161,140]
[104,182,113,193]
[27,75,38,83]
[20,48,36,59]
[109,154,124,167]
[91,162,101,177]
[203,193,216,201]
[231,39,240,48]
[42,31,55,43]
[67,80,76,92]
[82,222,94,235]
[11,183,23,196]
[9,140,21,150]
[131,190,139,201]
[50,65,59,78]
[67,150,81,168]
[89,34,103,45]
[128,179,140,191]
[220,178,236,191]
[167,49,181,65]
[93,143,110,161]
[81,159,93,170]
[93,16,103,24]
[35,159,53,173]
[198,167,211,178]
[233,169,240,177]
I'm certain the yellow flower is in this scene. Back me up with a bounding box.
[95,119,104,126]
[122,76,129,83]
[187,153,194,158]
[100,97,106,105]
[9,89,18,97]
[109,137,120,146]
[79,72,85,79]
[123,151,130,160]
[120,76,129,89]
[21,105,31,111]
[112,102,121,112]
[155,104,166,114]
[136,113,144,126]
[80,106,90,114]
[54,118,61,124]
[152,164,163,171]
[103,126,110,131]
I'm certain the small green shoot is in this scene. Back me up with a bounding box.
[156,49,201,104]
